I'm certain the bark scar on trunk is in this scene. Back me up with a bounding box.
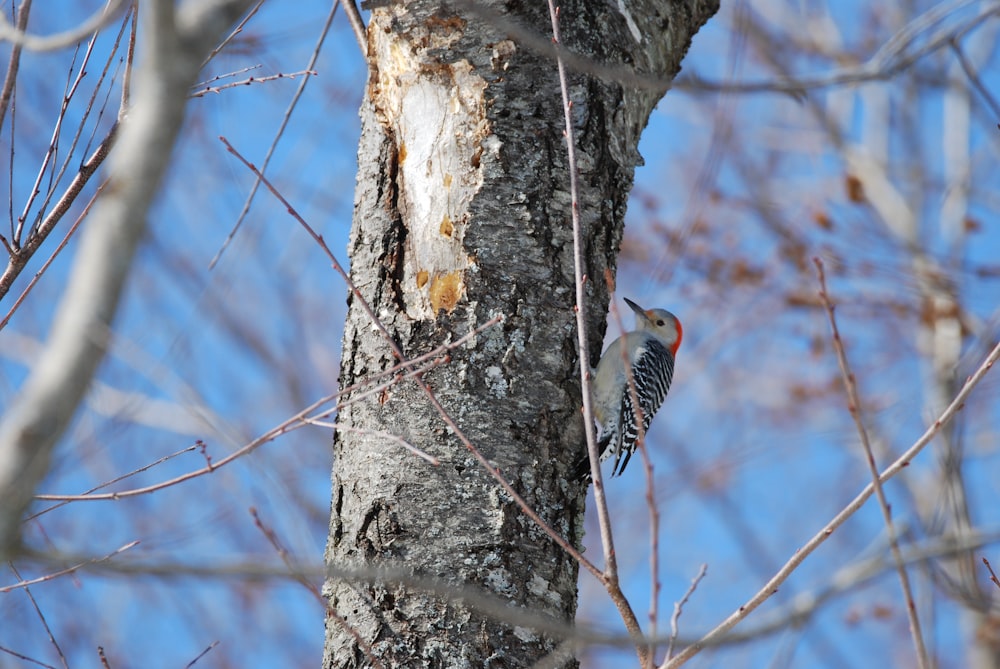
[368,11,498,319]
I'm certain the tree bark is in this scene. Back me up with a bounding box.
[323,1,718,666]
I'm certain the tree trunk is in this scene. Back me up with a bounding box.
[323,1,718,666]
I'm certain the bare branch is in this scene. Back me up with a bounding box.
[14,14,107,247]
[0,0,32,132]
[664,564,707,663]
[31,317,498,503]
[713,529,1000,646]
[0,0,256,558]
[182,642,220,669]
[0,644,56,668]
[31,389,337,503]
[546,0,649,662]
[0,182,104,330]
[27,442,198,519]
[983,558,1000,591]
[208,1,339,269]
[119,4,136,113]
[666,335,1000,667]
[0,0,125,52]
[676,0,1000,94]
[6,563,69,669]
[0,541,139,592]
[201,0,264,67]
[343,0,368,57]
[949,39,1000,120]
[0,127,117,301]
[814,257,928,669]
[188,69,316,98]
[31,549,599,650]
[250,507,384,669]
[307,421,440,465]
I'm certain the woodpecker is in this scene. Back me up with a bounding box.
[576,298,682,481]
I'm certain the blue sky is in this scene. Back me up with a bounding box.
[2,1,999,667]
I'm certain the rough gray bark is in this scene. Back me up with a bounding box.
[324,1,718,666]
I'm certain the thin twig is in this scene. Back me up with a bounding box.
[333,358,444,411]
[546,0,648,662]
[0,645,56,668]
[713,529,1000,645]
[183,641,220,669]
[307,420,440,465]
[814,258,928,668]
[27,442,197,518]
[37,549,609,649]
[250,507,384,669]
[982,557,1000,590]
[119,2,136,115]
[188,69,316,98]
[338,315,501,402]
[7,563,69,669]
[676,0,1000,94]
[33,320,496,503]
[639,396,661,666]
[251,508,332,604]
[665,334,1000,667]
[33,389,338,502]
[193,64,261,88]
[208,1,339,270]
[31,3,131,237]
[344,0,367,57]
[0,541,139,593]
[0,0,32,133]
[15,32,94,244]
[0,182,104,329]
[0,0,129,301]
[949,38,1000,120]
[665,564,707,662]
[0,124,116,300]
[404,359,603,578]
[546,2,609,546]
[0,0,125,51]
[201,0,264,67]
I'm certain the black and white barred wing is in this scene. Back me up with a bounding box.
[609,338,675,476]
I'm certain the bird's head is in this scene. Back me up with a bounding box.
[625,297,683,356]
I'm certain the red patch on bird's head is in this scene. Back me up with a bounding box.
[647,309,682,355]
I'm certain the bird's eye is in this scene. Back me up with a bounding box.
[656,319,665,326]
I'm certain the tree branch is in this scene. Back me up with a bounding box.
[814,257,929,669]
[666,333,1000,667]
[0,0,125,52]
[0,0,256,558]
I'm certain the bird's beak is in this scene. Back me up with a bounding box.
[623,298,650,322]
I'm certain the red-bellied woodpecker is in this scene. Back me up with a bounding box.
[576,298,682,481]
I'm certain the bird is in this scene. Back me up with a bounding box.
[575,298,682,481]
